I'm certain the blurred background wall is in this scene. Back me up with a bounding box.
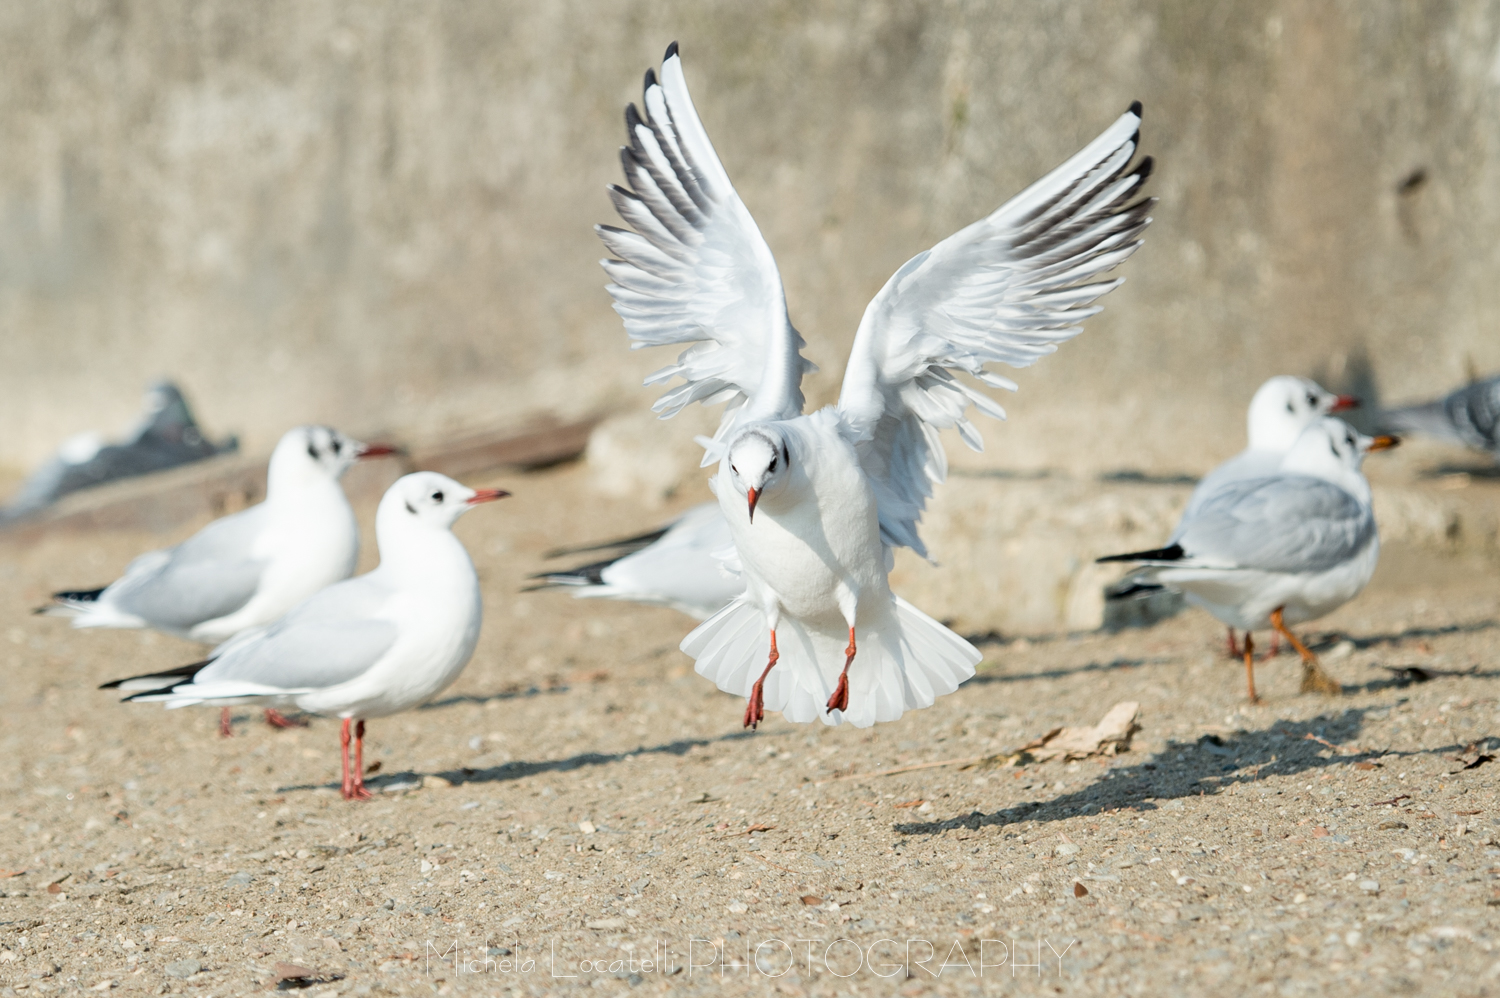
[0,0,1497,478]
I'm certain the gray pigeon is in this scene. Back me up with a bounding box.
[1382,375,1500,460]
[1,381,237,523]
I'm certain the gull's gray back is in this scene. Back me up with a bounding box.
[197,573,398,690]
[110,504,271,630]
[1178,475,1373,574]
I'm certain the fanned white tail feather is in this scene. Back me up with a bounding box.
[682,595,980,728]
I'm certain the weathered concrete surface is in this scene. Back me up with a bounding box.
[1,2,1499,481]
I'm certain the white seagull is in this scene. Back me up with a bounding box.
[529,502,740,619]
[1181,376,1358,522]
[1167,376,1357,657]
[1098,417,1397,702]
[103,472,507,800]
[598,44,1154,728]
[42,426,396,732]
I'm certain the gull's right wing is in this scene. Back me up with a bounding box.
[598,43,815,463]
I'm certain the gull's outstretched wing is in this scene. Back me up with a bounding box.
[598,43,815,463]
[837,105,1153,557]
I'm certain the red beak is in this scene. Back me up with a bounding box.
[1367,434,1400,452]
[465,488,511,505]
[356,442,400,459]
[1330,395,1360,413]
[746,487,759,523]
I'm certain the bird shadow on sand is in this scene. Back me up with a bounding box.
[961,657,1173,686]
[888,707,1496,838]
[277,728,783,795]
[1308,618,1500,652]
[1417,463,1500,480]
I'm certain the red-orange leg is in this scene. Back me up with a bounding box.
[826,627,856,714]
[1226,627,1241,660]
[1243,631,1260,705]
[744,632,780,730]
[219,707,234,738]
[264,709,307,729]
[340,718,354,799]
[348,720,372,801]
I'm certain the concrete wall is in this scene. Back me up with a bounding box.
[2,1,1499,477]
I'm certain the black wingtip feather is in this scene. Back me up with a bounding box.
[1096,542,1185,564]
[643,68,658,93]
[1134,155,1154,182]
[665,41,679,60]
[1129,100,1143,117]
[53,587,106,603]
[99,658,214,691]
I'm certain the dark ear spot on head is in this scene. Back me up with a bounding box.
[307,442,319,460]
[782,442,790,466]
[1286,401,1295,414]
[331,438,342,455]
[405,500,417,515]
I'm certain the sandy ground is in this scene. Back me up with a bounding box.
[0,460,1498,997]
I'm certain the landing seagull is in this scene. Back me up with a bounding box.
[1099,417,1397,702]
[41,425,397,733]
[102,472,507,800]
[597,43,1154,728]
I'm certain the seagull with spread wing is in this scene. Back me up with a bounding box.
[598,44,1154,728]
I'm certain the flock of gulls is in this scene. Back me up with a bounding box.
[30,44,1499,799]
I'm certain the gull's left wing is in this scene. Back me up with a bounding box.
[838,105,1154,557]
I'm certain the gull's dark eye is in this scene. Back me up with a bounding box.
[307,443,319,460]
[432,491,445,503]
[731,465,738,474]
[768,457,777,473]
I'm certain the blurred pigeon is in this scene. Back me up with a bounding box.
[1382,374,1500,460]
[1,381,237,523]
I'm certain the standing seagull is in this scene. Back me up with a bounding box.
[40,425,396,733]
[103,473,507,800]
[1382,374,1500,461]
[598,44,1153,727]
[1098,418,1397,702]
[1120,376,1357,656]
[529,502,739,619]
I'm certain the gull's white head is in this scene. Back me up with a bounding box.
[378,472,509,534]
[1281,417,1398,499]
[1246,376,1358,452]
[725,427,791,523]
[268,425,398,494]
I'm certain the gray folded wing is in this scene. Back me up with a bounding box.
[1176,475,1373,574]
[192,574,398,691]
[107,504,270,629]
